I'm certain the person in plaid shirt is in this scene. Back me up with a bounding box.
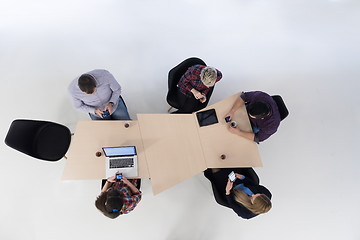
[95,173,141,219]
[177,65,222,103]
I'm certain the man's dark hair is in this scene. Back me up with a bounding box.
[95,189,124,219]
[104,189,124,217]
[248,102,270,119]
[78,74,96,94]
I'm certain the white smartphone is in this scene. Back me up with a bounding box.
[228,171,236,182]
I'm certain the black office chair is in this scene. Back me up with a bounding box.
[5,119,72,161]
[271,95,289,121]
[167,57,215,113]
[204,168,260,208]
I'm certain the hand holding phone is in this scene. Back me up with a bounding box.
[224,112,234,123]
[116,173,123,181]
[228,171,236,182]
[102,110,110,118]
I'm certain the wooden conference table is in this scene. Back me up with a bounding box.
[63,93,262,195]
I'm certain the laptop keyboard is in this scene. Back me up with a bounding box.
[110,158,134,168]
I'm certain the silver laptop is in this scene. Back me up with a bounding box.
[102,146,138,178]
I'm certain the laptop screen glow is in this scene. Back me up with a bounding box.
[103,146,136,157]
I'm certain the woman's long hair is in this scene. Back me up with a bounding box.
[233,188,272,214]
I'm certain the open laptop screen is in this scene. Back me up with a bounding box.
[102,146,137,157]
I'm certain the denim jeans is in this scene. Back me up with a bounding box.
[252,125,260,134]
[89,97,131,120]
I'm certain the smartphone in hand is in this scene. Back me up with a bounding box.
[228,171,236,182]
[116,173,123,182]
[102,110,110,118]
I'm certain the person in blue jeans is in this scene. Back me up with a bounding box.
[68,69,131,120]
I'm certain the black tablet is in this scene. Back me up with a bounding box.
[196,109,218,127]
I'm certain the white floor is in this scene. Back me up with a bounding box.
[1,0,360,239]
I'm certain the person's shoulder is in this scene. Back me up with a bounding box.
[269,107,281,125]
[245,91,270,97]
[68,77,80,93]
[87,69,109,73]
[89,69,115,84]
[245,91,275,105]
[190,65,205,71]
[87,69,111,77]
[257,185,272,199]
[184,65,202,78]
[266,97,281,124]
[260,92,274,103]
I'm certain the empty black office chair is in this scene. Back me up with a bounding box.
[167,57,215,113]
[5,119,72,161]
[204,168,259,208]
[271,95,289,121]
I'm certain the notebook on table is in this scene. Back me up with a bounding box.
[102,146,138,178]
